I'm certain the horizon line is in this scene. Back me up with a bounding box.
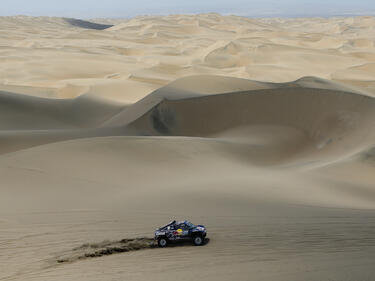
[1,11,375,20]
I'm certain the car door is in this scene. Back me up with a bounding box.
[178,223,191,240]
[167,224,178,240]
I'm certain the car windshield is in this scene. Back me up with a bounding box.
[160,220,176,229]
[185,221,195,228]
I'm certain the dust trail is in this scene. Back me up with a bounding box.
[56,237,156,263]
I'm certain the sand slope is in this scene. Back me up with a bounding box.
[1,75,375,281]
[0,14,375,281]
[0,75,374,166]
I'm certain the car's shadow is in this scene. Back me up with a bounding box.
[165,238,210,248]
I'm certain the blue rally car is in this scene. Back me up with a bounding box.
[154,220,207,247]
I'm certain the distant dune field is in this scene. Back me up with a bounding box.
[0,14,375,281]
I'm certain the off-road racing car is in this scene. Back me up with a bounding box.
[154,220,207,247]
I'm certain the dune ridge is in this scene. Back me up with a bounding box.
[0,75,373,167]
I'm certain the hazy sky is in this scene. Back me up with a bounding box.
[1,0,375,18]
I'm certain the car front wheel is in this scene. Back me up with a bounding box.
[157,237,168,247]
[192,235,204,246]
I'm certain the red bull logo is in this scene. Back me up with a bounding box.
[173,229,183,235]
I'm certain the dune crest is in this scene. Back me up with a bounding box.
[0,75,373,167]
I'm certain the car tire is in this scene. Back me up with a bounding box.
[192,234,204,246]
[157,237,168,247]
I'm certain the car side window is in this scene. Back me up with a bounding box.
[180,224,188,230]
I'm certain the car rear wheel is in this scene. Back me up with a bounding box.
[192,235,204,246]
[158,237,168,247]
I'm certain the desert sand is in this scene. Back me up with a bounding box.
[0,14,375,281]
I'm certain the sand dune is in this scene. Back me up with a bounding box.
[1,75,373,166]
[0,91,125,130]
[1,14,375,101]
[0,14,375,281]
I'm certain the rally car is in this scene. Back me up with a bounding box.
[154,220,207,247]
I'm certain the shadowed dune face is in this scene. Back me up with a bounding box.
[0,75,374,166]
[131,87,374,139]
[129,87,375,163]
[64,18,114,30]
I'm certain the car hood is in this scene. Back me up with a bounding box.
[192,225,206,232]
